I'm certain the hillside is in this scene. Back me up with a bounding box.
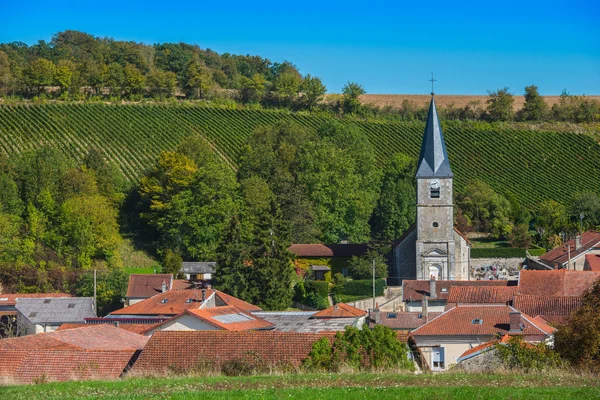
[354,94,600,111]
[0,103,599,209]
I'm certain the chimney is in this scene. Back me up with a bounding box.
[422,296,429,319]
[370,308,381,324]
[114,321,120,328]
[509,311,523,332]
[161,280,168,293]
[575,235,582,251]
[429,279,437,299]
[201,289,207,302]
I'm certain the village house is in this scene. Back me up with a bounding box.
[180,261,216,282]
[0,324,148,384]
[371,311,442,331]
[512,295,582,325]
[0,293,70,337]
[518,269,600,297]
[125,274,195,306]
[584,254,600,271]
[15,297,96,335]
[287,243,370,277]
[528,230,600,270]
[402,279,513,312]
[410,305,556,371]
[445,285,520,309]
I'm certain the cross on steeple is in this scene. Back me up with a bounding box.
[429,72,437,95]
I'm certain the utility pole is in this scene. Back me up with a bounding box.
[93,269,97,315]
[372,258,376,311]
[567,245,571,270]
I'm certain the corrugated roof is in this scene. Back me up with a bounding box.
[251,311,357,333]
[403,280,511,302]
[411,305,556,337]
[287,243,370,258]
[15,297,96,324]
[518,270,600,297]
[181,262,216,274]
[539,231,600,265]
[415,96,453,178]
[447,286,519,304]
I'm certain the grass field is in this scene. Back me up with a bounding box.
[1,103,600,210]
[2,372,598,400]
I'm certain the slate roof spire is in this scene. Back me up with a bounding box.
[415,95,453,178]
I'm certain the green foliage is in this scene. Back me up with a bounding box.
[342,82,365,114]
[161,249,182,276]
[568,191,600,230]
[75,268,128,316]
[555,278,600,370]
[340,279,385,297]
[457,180,512,238]
[293,280,330,310]
[471,248,527,258]
[519,85,548,121]
[495,336,563,372]
[486,87,515,121]
[304,325,413,372]
[348,250,388,280]
[300,74,326,110]
[508,224,533,249]
[239,74,266,103]
[535,200,569,241]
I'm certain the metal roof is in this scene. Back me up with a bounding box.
[181,262,216,274]
[415,96,453,178]
[15,297,96,325]
[251,311,357,333]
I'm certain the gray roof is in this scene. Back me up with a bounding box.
[15,297,96,325]
[415,96,453,178]
[181,262,216,274]
[251,311,357,333]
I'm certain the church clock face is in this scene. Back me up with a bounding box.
[429,179,440,189]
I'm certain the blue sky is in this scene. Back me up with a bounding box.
[1,0,598,95]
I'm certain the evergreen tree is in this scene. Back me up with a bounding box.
[519,85,548,121]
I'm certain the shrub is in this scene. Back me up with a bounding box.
[293,280,330,309]
[495,336,563,372]
[341,279,386,297]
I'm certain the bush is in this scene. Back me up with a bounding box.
[293,280,330,309]
[495,336,563,372]
[341,279,385,297]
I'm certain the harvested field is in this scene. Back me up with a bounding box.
[347,94,600,111]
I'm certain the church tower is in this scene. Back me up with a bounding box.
[415,95,455,280]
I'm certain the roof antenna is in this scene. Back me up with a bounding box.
[429,72,437,96]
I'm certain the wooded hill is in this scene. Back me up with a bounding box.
[0,103,598,210]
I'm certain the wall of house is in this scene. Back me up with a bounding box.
[145,314,219,335]
[405,300,446,313]
[201,293,216,308]
[34,324,58,334]
[569,249,600,271]
[392,229,417,286]
[454,231,470,281]
[126,298,145,307]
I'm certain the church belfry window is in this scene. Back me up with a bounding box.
[429,179,440,199]
[430,188,440,198]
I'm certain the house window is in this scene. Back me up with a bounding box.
[431,346,445,370]
[430,188,440,198]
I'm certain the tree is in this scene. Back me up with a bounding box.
[0,50,15,96]
[105,62,124,96]
[555,278,600,370]
[300,74,326,110]
[54,59,76,95]
[568,191,600,231]
[22,58,55,95]
[239,73,266,103]
[146,69,177,98]
[161,249,182,276]
[342,82,365,114]
[456,180,512,237]
[508,223,532,249]
[370,153,416,241]
[76,268,128,316]
[486,87,514,121]
[348,249,388,280]
[83,148,128,204]
[122,63,146,97]
[519,85,548,121]
[535,199,568,238]
[184,57,214,99]
[274,69,302,103]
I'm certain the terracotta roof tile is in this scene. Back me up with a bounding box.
[585,254,600,271]
[287,243,369,258]
[540,231,600,265]
[447,286,519,304]
[375,312,442,330]
[167,307,274,331]
[0,293,70,307]
[403,280,511,302]
[411,305,555,338]
[57,322,164,335]
[172,279,196,290]
[518,270,600,297]
[312,303,367,318]
[126,274,173,298]
[458,334,511,361]
[214,290,262,311]
[512,294,583,321]
[110,289,215,316]
[131,331,338,373]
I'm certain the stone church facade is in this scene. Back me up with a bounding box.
[390,95,471,285]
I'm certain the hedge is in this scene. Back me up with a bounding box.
[341,279,386,297]
[304,281,330,298]
[471,246,547,259]
[294,280,330,310]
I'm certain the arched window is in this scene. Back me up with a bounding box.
[429,264,442,280]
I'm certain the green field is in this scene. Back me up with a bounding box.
[1,103,599,209]
[2,372,598,400]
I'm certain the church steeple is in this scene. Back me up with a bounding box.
[415,96,453,178]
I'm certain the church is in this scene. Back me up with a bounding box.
[389,94,471,285]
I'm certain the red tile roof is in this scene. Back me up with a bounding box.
[539,231,600,265]
[172,279,196,290]
[0,293,70,307]
[287,243,370,258]
[110,289,216,316]
[585,254,600,271]
[518,270,600,297]
[214,290,262,311]
[312,303,367,319]
[176,306,274,331]
[126,274,173,298]
[376,312,443,330]
[56,322,164,335]
[512,294,583,322]
[447,286,519,304]
[403,280,511,302]
[411,305,556,338]
[458,334,511,361]
[131,331,338,373]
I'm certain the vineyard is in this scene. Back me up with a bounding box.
[0,103,599,209]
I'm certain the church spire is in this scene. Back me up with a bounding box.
[415,95,453,178]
